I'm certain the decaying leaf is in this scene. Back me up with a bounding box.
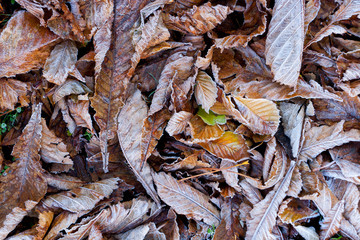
[198,131,249,161]
[194,71,217,113]
[299,120,360,161]
[163,2,232,35]
[153,171,220,226]
[118,90,161,205]
[0,79,30,111]
[43,40,78,85]
[189,115,224,142]
[233,96,280,135]
[265,0,304,87]
[246,161,295,240]
[320,200,344,240]
[0,104,46,239]
[165,111,193,136]
[0,11,59,78]
[42,178,119,212]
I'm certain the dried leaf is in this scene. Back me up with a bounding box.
[43,40,78,85]
[117,90,161,205]
[40,118,72,166]
[278,198,319,224]
[153,171,220,226]
[279,100,306,157]
[246,161,295,240]
[189,115,224,142]
[42,178,119,212]
[294,226,319,240]
[141,110,170,167]
[0,11,59,77]
[304,0,321,33]
[166,111,193,136]
[265,0,304,87]
[233,96,280,135]
[91,0,149,172]
[198,131,249,161]
[149,54,194,115]
[305,0,360,48]
[0,79,30,111]
[0,104,46,239]
[299,120,360,161]
[195,71,217,113]
[320,200,344,240]
[163,2,232,35]
[67,99,94,132]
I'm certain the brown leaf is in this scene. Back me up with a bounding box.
[278,198,319,224]
[0,79,30,111]
[163,2,232,35]
[198,131,249,161]
[232,96,280,135]
[195,71,218,113]
[149,53,194,115]
[329,142,360,178]
[67,99,94,132]
[52,80,91,103]
[265,0,304,87]
[166,111,193,136]
[320,200,344,240]
[305,0,360,48]
[42,178,119,212]
[246,161,295,240]
[162,152,210,171]
[43,40,78,85]
[130,10,170,75]
[40,118,72,166]
[304,0,321,33]
[279,99,306,158]
[0,104,46,239]
[141,109,170,167]
[0,11,59,78]
[153,171,220,226]
[117,90,161,205]
[189,115,224,142]
[91,0,150,172]
[299,120,360,161]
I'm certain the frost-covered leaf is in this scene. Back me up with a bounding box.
[43,40,78,85]
[320,200,344,240]
[299,120,360,161]
[165,111,193,136]
[246,161,295,240]
[0,79,30,111]
[265,0,304,87]
[305,0,360,48]
[67,99,94,132]
[153,171,220,226]
[0,104,46,239]
[189,115,224,142]
[163,2,232,35]
[117,90,161,205]
[198,131,249,161]
[42,178,119,212]
[195,71,217,113]
[233,96,280,135]
[0,11,59,78]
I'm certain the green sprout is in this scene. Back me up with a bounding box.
[0,165,9,176]
[83,130,92,141]
[331,234,343,240]
[0,107,23,135]
[207,224,216,238]
[66,129,72,137]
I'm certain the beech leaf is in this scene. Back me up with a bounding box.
[194,71,218,113]
[153,171,220,226]
[265,0,304,87]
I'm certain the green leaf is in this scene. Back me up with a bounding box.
[197,107,226,126]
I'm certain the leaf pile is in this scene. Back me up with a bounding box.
[0,0,360,239]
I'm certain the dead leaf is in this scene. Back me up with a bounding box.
[43,40,78,85]
[320,200,344,240]
[232,96,280,135]
[299,120,360,161]
[42,178,119,212]
[246,161,295,240]
[0,104,46,239]
[153,171,220,226]
[67,99,94,132]
[198,131,249,161]
[0,79,30,111]
[265,0,304,87]
[189,115,224,142]
[117,90,161,205]
[166,111,193,136]
[0,11,59,78]
[163,2,232,35]
[194,71,217,113]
